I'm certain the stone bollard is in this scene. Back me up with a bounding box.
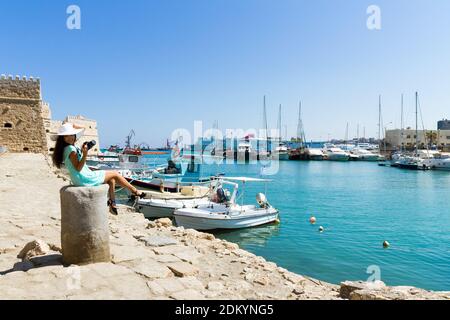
[60,184,111,265]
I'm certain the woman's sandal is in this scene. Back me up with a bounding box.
[130,189,147,200]
[107,199,118,215]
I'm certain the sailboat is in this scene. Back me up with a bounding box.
[397,92,429,170]
[272,104,289,160]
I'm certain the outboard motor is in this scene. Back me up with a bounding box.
[216,187,227,203]
[256,193,269,208]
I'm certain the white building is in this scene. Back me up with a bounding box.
[44,111,100,155]
[386,128,450,151]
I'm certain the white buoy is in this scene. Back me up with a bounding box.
[319,226,324,232]
[309,216,316,224]
[383,241,390,248]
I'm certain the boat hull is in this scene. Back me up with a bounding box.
[326,154,350,161]
[136,197,212,218]
[138,204,175,218]
[174,208,279,230]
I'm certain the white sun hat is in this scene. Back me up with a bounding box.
[57,123,84,138]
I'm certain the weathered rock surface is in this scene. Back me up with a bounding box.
[17,239,50,260]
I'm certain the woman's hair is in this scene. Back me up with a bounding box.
[52,136,70,168]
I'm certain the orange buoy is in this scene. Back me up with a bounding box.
[309,216,316,224]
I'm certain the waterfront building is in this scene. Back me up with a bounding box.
[386,128,450,151]
[438,119,450,130]
[0,75,48,153]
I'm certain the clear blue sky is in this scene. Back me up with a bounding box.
[2,0,450,146]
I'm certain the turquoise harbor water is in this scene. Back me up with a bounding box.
[137,155,450,291]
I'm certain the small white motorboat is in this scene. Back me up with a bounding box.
[173,177,279,230]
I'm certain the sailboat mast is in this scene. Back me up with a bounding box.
[415,91,419,153]
[400,94,404,152]
[263,95,269,150]
[297,101,305,148]
[345,122,349,144]
[277,104,282,142]
[357,123,360,145]
[378,95,382,151]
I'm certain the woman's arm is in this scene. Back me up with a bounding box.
[68,144,88,172]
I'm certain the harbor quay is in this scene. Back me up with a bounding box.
[1,152,449,300]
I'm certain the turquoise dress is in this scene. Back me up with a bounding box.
[63,145,106,187]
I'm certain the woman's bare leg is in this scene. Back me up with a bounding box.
[107,179,116,202]
[104,171,140,194]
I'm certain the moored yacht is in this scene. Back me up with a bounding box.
[350,148,380,161]
[323,146,350,161]
[306,148,324,160]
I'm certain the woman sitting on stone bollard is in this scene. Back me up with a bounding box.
[52,123,146,215]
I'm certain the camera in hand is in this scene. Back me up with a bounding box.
[83,140,97,151]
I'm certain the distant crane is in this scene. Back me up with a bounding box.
[125,130,135,148]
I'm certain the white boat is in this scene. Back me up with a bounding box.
[429,158,450,171]
[137,196,213,218]
[306,148,324,160]
[272,142,289,161]
[174,177,279,230]
[135,184,218,218]
[323,147,350,161]
[423,152,450,171]
[350,148,380,161]
[397,156,429,170]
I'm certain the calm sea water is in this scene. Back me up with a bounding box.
[136,155,450,291]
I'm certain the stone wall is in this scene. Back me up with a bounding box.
[0,75,47,153]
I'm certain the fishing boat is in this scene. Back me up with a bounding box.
[124,159,208,192]
[173,177,279,230]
